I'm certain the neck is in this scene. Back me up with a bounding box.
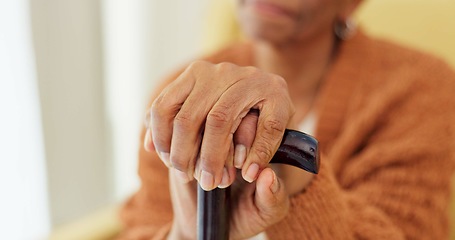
[254,31,337,98]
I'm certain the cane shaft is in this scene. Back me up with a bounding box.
[197,129,319,239]
[197,186,230,240]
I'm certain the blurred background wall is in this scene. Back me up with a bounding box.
[30,0,108,227]
[27,0,210,233]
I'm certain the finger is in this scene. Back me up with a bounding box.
[198,90,253,190]
[170,62,243,183]
[197,72,267,190]
[233,110,259,169]
[242,93,290,183]
[254,168,289,222]
[150,69,196,165]
[143,128,155,152]
[218,142,236,188]
[170,80,220,182]
[143,110,155,152]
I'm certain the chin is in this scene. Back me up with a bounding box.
[238,11,297,44]
[236,0,302,45]
[242,24,293,44]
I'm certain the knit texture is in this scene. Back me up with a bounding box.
[117,31,455,240]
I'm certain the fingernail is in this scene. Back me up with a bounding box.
[144,129,152,151]
[218,168,230,188]
[244,163,259,183]
[234,144,246,168]
[174,169,190,183]
[158,152,171,167]
[200,170,214,190]
[270,171,279,193]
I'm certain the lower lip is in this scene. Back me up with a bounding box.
[250,1,294,19]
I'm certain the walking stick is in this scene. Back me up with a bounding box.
[197,129,320,240]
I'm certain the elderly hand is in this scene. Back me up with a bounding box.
[144,61,296,239]
[149,60,294,190]
[163,112,290,240]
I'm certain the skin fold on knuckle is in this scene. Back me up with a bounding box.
[169,154,189,173]
[249,116,285,164]
[150,93,182,130]
[174,109,197,133]
[261,117,286,143]
[242,66,263,80]
[252,140,274,165]
[187,60,210,73]
[151,94,168,120]
[215,62,236,76]
[171,111,198,172]
[149,98,171,151]
[214,62,243,87]
[206,106,232,133]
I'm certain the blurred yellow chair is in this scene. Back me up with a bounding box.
[48,205,121,240]
[49,1,455,239]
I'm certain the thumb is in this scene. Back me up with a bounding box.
[254,168,289,222]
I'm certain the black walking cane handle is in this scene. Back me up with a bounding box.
[197,129,320,240]
[270,129,320,174]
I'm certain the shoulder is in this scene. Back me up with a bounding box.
[343,31,455,104]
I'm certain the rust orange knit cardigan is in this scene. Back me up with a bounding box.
[118,31,455,239]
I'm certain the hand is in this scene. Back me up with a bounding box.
[162,111,291,239]
[149,61,295,190]
[164,164,289,240]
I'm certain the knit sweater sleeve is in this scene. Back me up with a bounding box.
[266,60,455,239]
[116,146,173,240]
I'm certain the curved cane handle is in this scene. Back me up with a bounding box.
[197,129,320,240]
[270,129,320,174]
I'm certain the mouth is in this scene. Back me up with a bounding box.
[246,0,298,20]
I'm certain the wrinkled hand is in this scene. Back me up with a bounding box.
[144,61,295,239]
[158,112,290,239]
[149,61,294,190]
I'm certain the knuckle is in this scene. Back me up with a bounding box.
[263,118,286,138]
[215,62,236,77]
[149,95,174,126]
[216,61,235,70]
[253,141,274,163]
[271,74,288,89]
[187,60,208,71]
[237,66,263,82]
[151,94,167,119]
[206,107,231,130]
[244,66,262,78]
[174,110,195,131]
[199,155,216,168]
[170,157,188,172]
[244,65,259,73]
[253,118,285,162]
